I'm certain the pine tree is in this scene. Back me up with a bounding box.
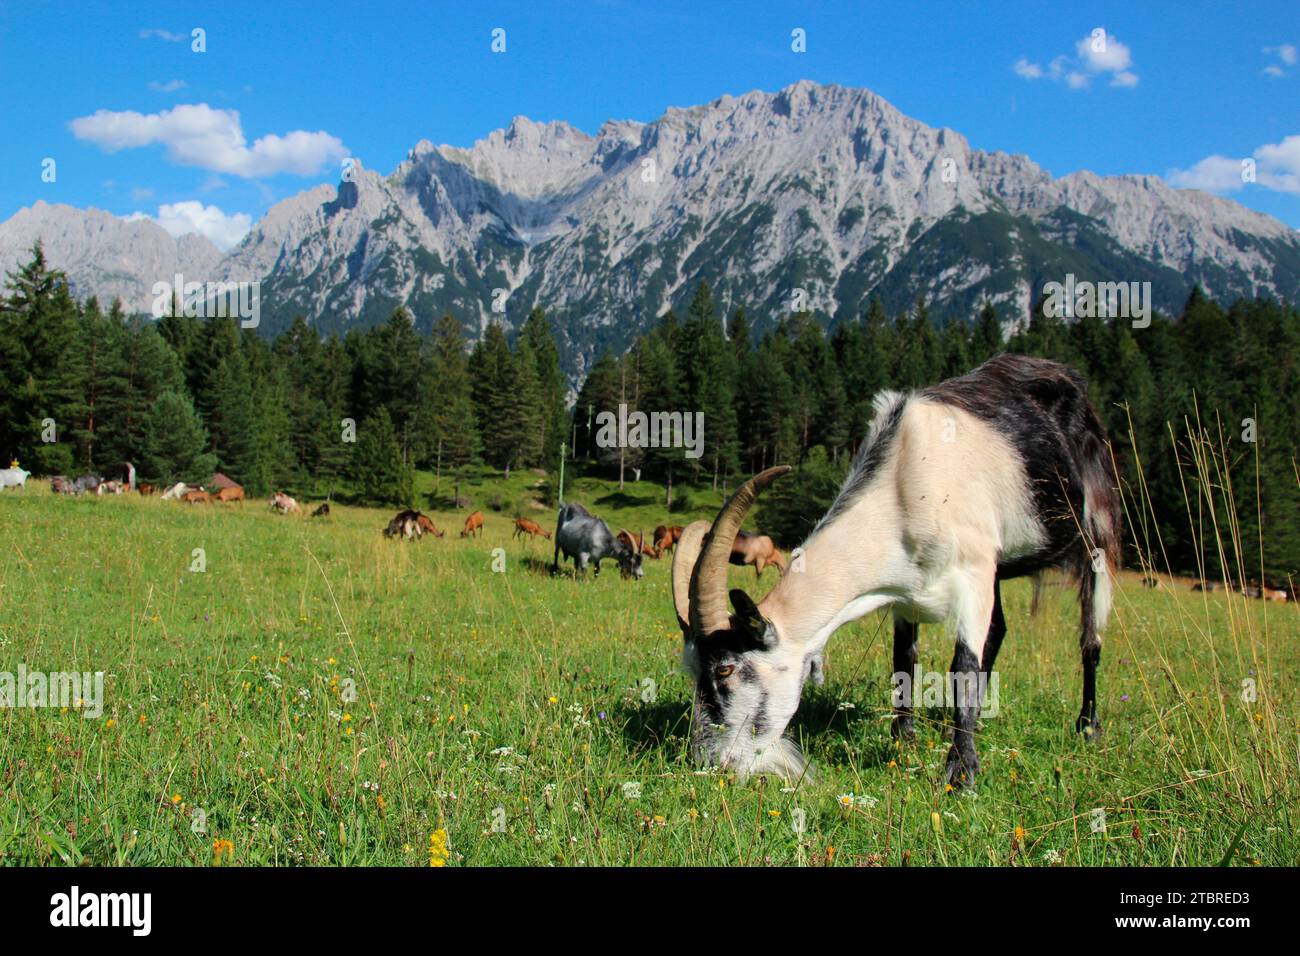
[470,321,515,472]
[520,306,568,470]
[503,338,544,473]
[573,350,621,466]
[349,407,414,506]
[140,390,217,484]
[1,243,84,474]
[971,301,1003,363]
[422,313,480,487]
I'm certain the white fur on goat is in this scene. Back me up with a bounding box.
[672,355,1120,787]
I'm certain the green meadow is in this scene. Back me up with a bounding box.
[0,473,1296,867]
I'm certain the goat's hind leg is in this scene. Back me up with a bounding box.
[890,616,919,741]
[944,567,996,789]
[1075,564,1104,740]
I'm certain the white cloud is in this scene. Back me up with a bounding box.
[1254,135,1300,193]
[1013,58,1042,79]
[1076,32,1133,73]
[68,103,347,178]
[130,186,154,202]
[148,79,187,93]
[1262,44,1296,77]
[139,28,185,42]
[1167,156,1248,193]
[1169,135,1300,195]
[1014,30,1138,90]
[127,200,252,250]
[1266,43,1297,65]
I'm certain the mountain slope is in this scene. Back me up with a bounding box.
[4,81,1298,378]
[0,202,221,312]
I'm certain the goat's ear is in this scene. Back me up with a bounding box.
[729,589,775,648]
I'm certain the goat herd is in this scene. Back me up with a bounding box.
[378,500,788,584]
[3,460,791,586]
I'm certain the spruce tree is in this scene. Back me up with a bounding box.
[349,407,413,506]
[141,390,218,484]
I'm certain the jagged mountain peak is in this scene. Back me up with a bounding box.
[3,80,1297,379]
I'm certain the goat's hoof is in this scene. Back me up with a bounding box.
[890,717,916,742]
[1075,716,1103,742]
[944,745,979,790]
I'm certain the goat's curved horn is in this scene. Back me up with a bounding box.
[689,466,791,636]
[672,522,710,633]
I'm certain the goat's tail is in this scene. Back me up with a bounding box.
[1075,400,1122,635]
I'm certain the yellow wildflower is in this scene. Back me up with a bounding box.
[428,829,450,867]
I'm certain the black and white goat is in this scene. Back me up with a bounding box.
[672,354,1121,787]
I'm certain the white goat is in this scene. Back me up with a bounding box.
[672,355,1121,788]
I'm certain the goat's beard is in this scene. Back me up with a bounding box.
[691,719,812,783]
[749,736,812,782]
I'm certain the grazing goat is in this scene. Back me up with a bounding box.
[553,503,644,579]
[653,525,684,557]
[0,467,31,491]
[71,474,102,495]
[97,480,126,495]
[416,514,445,538]
[161,482,188,501]
[182,489,211,504]
[215,485,244,504]
[270,492,301,514]
[51,476,74,495]
[138,483,156,496]
[671,355,1121,788]
[513,517,551,541]
[461,511,485,538]
[384,509,423,539]
[311,502,331,518]
[616,529,657,559]
[729,530,787,577]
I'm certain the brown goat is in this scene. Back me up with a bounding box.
[617,529,658,558]
[137,483,156,496]
[215,485,244,504]
[729,530,787,577]
[513,517,551,540]
[182,489,211,504]
[653,524,684,557]
[461,511,485,538]
[416,514,446,538]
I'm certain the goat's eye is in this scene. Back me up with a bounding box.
[714,665,735,680]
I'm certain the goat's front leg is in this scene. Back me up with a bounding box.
[890,617,918,741]
[945,568,996,789]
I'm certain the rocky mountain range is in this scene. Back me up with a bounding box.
[4,80,1298,379]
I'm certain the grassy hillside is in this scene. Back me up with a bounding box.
[0,478,1295,866]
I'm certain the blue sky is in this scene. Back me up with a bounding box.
[1,0,1297,247]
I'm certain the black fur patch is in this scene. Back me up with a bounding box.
[922,354,1115,581]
